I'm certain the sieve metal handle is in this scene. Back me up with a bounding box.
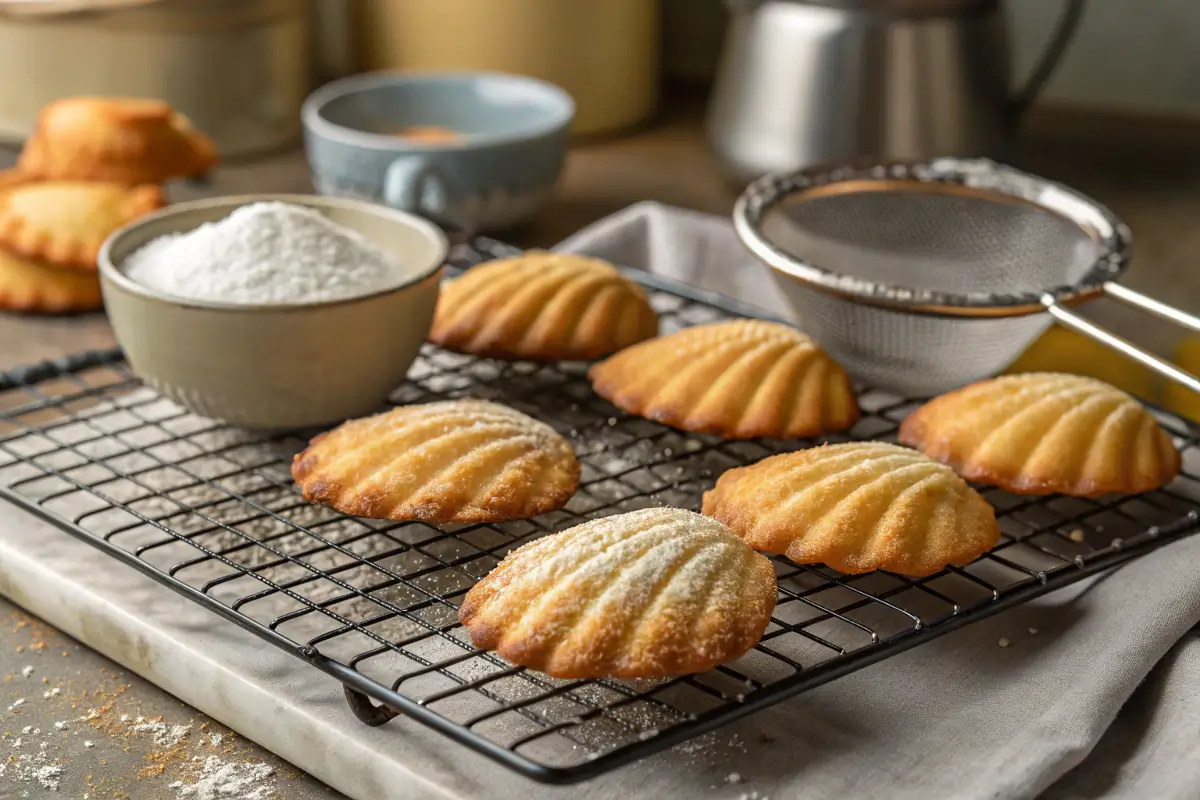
[1043,283,1200,395]
[1102,282,1200,334]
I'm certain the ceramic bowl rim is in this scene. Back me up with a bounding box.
[98,193,449,313]
[301,70,577,152]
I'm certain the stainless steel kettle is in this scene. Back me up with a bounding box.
[707,0,1086,183]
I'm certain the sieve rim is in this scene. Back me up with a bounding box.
[733,157,1132,317]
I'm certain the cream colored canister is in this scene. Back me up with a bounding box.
[354,0,660,136]
[0,0,310,157]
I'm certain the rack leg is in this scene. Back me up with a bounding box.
[343,686,401,727]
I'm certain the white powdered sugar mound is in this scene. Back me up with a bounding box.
[130,720,193,748]
[125,201,406,305]
[1,737,64,792]
[174,756,275,800]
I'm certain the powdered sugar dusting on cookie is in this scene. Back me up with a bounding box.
[459,507,777,679]
[292,398,580,524]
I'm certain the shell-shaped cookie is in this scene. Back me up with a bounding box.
[292,399,580,523]
[17,96,217,184]
[899,372,1181,497]
[429,251,659,361]
[588,319,861,439]
[0,247,102,314]
[702,442,999,576]
[459,508,778,678]
[0,178,165,269]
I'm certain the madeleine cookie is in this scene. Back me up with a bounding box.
[292,399,580,523]
[460,508,777,678]
[18,96,217,184]
[588,320,860,439]
[0,179,165,269]
[429,251,658,361]
[899,372,1180,497]
[0,248,102,313]
[0,169,24,189]
[702,442,999,576]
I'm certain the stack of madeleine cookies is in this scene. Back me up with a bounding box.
[288,248,1184,681]
[0,96,216,315]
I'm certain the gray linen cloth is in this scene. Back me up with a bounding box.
[557,202,1200,800]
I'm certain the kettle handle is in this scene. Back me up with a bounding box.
[1007,0,1087,130]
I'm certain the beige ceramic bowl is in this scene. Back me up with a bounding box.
[99,194,448,429]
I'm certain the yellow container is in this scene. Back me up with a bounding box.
[353,0,660,136]
[1164,335,1200,422]
[1008,328,1200,423]
[1004,326,1158,401]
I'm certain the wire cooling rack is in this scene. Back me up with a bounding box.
[2,236,1200,784]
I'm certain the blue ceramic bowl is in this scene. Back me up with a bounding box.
[302,71,575,233]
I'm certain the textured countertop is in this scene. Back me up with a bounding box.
[3,98,1200,799]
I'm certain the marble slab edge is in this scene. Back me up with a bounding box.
[0,501,509,800]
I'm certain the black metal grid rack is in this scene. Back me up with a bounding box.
[2,236,1200,785]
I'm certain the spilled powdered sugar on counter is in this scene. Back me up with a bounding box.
[2,650,279,799]
[0,737,64,791]
[129,720,193,748]
[171,757,275,800]
[4,703,276,798]
[124,201,406,305]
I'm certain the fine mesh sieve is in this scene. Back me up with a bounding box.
[734,157,1200,397]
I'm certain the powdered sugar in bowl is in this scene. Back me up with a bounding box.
[99,194,447,429]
